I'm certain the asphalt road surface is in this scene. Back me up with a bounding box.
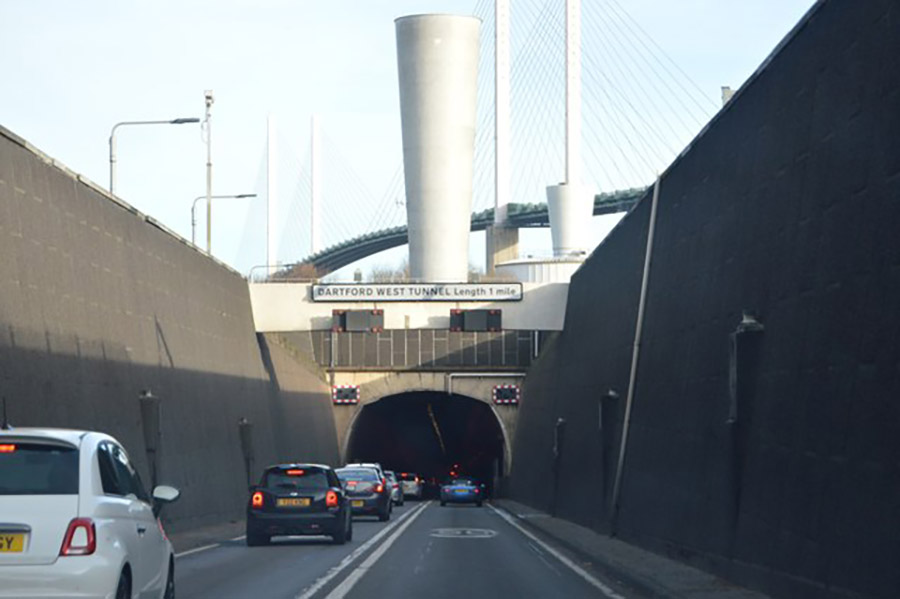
[176,501,636,599]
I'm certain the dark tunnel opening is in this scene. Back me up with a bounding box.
[346,392,505,496]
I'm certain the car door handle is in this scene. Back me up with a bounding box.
[137,526,147,536]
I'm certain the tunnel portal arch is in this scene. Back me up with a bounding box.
[342,390,511,493]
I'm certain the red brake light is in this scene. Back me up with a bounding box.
[415,476,420,483]
[251,491,264,508]
[285,469,305,476]
[0,444,15,453]
[374,483,384,493]
[60,518,96,556]
[326,490,339,507]
[474,488,480,494]
[401,472,408,477]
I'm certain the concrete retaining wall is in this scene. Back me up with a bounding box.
[509,1,900,598]
[0,126,339,532]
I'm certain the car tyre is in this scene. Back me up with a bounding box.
[440,500,446,507]
[378,504,390,522]
[115,569,131,599]
[476,501,483,507]
[163,559,175,599]
[331,514,349,545]
[246,532,269,546]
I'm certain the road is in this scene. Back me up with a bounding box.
[175,501,637,599]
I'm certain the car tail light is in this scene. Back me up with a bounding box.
[326,490,339,507]
[59,518,96,556]
[374,483,384,494]
[0,444,15,453]
[251,491,264,508]
[393,483,399,488]
[415,476,420,483]
[474,488,480,494]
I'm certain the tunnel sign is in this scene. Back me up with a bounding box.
[311,283,523,302]
[332,385,360,405]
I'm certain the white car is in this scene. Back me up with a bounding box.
[397,472,424,499]
[0,428,180,599]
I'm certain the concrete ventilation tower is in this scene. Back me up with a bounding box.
[395,14,481,282]
[545,0,594,257]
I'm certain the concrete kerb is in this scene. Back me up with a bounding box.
[492,499,770,599]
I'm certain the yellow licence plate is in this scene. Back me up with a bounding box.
[276,498,311,507]
[0,533,25,553]
[351,500,364,508]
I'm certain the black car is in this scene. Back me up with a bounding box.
[246,463,352,546]
[335,466,392,521]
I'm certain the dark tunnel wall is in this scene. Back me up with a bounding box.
[510,1,900,598]
[0,126,340,532]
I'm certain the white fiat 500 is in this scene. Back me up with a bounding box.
[0,428,180,598]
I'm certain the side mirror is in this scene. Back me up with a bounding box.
[152,485,180,517]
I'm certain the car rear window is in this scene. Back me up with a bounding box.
[336,469,378,482]
[0,442,79,495]
[264,468,330,491]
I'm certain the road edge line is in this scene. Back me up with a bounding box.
[488,503,627,599]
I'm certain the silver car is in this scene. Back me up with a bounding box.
[384,470,404,506]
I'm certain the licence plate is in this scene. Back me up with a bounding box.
[276,498,310,507]
[0,533,25,552]
[351,500,364,508]
[454,489,469,494]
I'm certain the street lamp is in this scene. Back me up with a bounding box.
[191,194,257,248]
[108,118,200,195]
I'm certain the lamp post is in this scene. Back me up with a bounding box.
[191,194,257,248]
[108,118,200,195]
[203,91,215,253]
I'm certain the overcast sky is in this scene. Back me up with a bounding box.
[1,0,816,277]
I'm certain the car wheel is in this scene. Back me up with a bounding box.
[115,569,131,599]
[246,532,269,547]
[378,504,390,522]
[440,500,446,507]
[163,559,175,599]
[331,515,348,545]
[476,501,483,507]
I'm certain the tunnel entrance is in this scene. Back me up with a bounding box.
[346,392,506,496]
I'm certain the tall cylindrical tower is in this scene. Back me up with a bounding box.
[396,14,480,282]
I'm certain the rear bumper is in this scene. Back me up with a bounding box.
[0,553,120,598]
[441,491,481,504]
[401,484,423,498]
[346,495,388,515]
[247,509,343,536]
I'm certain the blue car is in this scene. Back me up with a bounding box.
[439,477,484,507]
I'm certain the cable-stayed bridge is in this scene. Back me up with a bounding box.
[233,0,720,277]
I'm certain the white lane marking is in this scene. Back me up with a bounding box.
[528,540,562,577]
[175,542,220,558]
[488,504,627,599]
[174,534,247,559]
[295,502,429,599]
[322,501,430,599]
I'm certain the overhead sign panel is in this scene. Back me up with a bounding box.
[311,283,523,302]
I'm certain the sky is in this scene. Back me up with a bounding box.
[1,0,817,279]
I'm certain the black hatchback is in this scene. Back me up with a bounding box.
[246,463,352,546]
